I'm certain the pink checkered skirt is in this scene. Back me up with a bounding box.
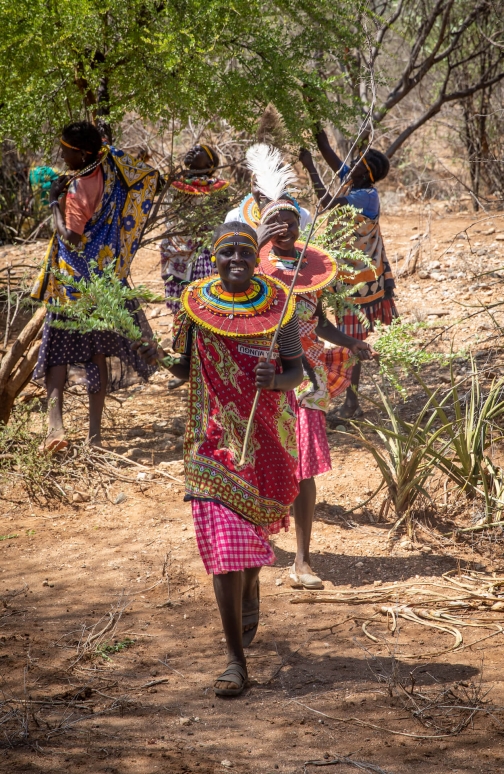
[191,499,289,575]
[296,406,332,481]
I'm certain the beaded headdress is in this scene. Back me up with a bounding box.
[200,143,218,174]
[214,230,258,252]
[60,137,92,154]
[259,199,300,224]
[359,152,375,183]
[245,143,301,224]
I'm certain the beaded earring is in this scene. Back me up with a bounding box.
[210,254,216,262]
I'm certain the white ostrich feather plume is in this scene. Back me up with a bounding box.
[246,143,298,202]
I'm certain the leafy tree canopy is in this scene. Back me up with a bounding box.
[0,0,369,150]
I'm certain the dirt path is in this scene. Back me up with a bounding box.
[2,208,504,773]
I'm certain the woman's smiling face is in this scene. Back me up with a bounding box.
[215,242,257,293]
[268,210,300,252]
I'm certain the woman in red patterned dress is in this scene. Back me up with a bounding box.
[136,221,303,697]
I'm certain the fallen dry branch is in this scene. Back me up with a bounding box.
[368,654,495,736]
[87,447,183,484]
[362,604,504,659]
[291,572,504,658]
[304,756,393,773]
[290,570,504,608]
[291,698,464,739]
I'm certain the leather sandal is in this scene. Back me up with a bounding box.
[213,662,248,697]
[38,438,68,454]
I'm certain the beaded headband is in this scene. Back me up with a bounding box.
[60,138,92,154]
[260,199,301,225]
[359,152,375,183]
[200,143,217,173]
[213,230,258,252]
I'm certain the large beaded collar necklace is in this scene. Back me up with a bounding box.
[193,276,277,320]
[171,175,229,196]
[258,241,338,295]
[267,248,308,272]
[181,274,296,337]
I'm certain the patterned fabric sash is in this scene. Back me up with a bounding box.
[173,314,299,527]
[294,292,331,412]
[336,214,394,305]
[31,147,159,304]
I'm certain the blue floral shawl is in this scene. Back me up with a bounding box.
[31,147,158,304]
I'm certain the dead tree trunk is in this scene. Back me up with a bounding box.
[0,306,45,424]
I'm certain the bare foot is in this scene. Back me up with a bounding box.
[38,428,67,453]
[87,433,102,448]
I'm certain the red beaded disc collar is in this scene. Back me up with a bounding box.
[258,241,338,295]
[181,273,296,337]
[171,178,229,196]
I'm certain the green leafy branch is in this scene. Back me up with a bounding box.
[311,205,374,328]
[48,261,164,342]
[373,319,463,397]
[96,638,135,661]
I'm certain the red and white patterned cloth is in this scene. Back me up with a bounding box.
[191,500,289,575]
[296,406,332,481]
[338,297,397,340]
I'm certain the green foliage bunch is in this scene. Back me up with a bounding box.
[315,205,373,326]
[373,319,460,397]
[49,261,163,341]
[96,638,135,660]
[0,0,368,150]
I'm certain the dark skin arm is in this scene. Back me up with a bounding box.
[49,177,82,247]
[298,148,349,212]
[132,340,190,381]
[132,341,304,390]
[315,127,344,174]
[314,301,376,361]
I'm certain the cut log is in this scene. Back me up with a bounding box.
[397,241,420,278]
[0,306,45,394]
[0,307,46,423]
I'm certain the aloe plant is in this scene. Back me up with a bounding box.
[414,358,504,513]
[359,360,504,533]
[354,378,449,537]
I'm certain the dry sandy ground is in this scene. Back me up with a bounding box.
[2,206,504,773]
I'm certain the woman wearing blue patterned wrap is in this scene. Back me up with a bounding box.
[31,121,159,451]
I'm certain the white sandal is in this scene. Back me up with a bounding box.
[289,564,323,590]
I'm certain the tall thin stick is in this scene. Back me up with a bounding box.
[3,264,11,349]
[238,202,322,466]
[238,36,379,467]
